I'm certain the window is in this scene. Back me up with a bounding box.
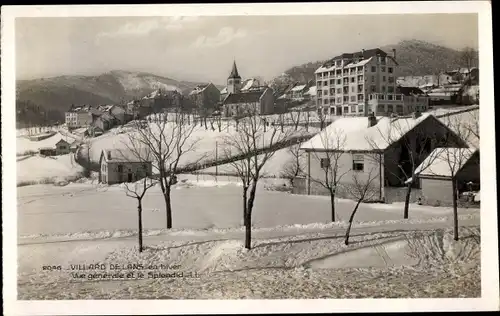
[324,90,329,95]
[330,79,335,85]
[369,94,373,100]
[388,86,394,93]
[371,66,376,72]
[358,105,364,113]
[320,158,330,169]
[371,76,375,83]
[324,99,329,104]
[382,76,386,82]
[358,94,364,101]
[324,81,328,87]
[387,104,394,112]
[117,165,123,172]
[337,88,342,94]
[382,86,386,92]
[344,106,349,113]
[388,95,393,100]
[351,86,355,92]
[337,79,341,85]
[351,77,355,83]
[337,97,342,103]
[370,85,376,92]
[352,154,364,171]
[351,105,356,112]
[350,96,356,102]
[395,95,402,101]
[343,96,349,102]
[377,104,385,112]
[380,94,385,100]
[388,76,394,83]
[388,67,393,73]
[381,67,386,72]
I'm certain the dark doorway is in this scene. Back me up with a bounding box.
[128,173,133,182]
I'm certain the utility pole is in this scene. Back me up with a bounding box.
[215,140,218,182]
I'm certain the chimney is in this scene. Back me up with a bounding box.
[107,151,111,160]
[368,112,377,127]
[361,49,365,55]
[392,48,397,60]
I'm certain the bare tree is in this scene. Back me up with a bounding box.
[289,109,302,131]
[125,110,204,229]
[280,142,305,187]
[317,107,328,131]
[461,47,478,81]
[309,128,349,222]
[222,110,292,249]
[426,114,478,240]
[344,169,379,245]
[366,115,450,219]
[121,154,156,253]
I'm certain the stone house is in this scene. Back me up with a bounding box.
[188,83,221,116]
[98,148,153,185]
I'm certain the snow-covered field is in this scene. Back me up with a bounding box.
[16,154,84,186]
[16,131,79,155]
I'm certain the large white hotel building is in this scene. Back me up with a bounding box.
[315,48,429,116]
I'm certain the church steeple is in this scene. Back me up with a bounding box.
[227,60,242,94]
[228,60,241,79]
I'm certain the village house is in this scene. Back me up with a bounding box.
[367,86,430,116]
[414,148,479,206]
[99,148,153,185]
[38,139,71,156]
[315,48,399,116]
[427,83,463,106]
[188,83,221,116]
[65,105,94,128]
[223,89,275,117]
[298,112,467,203]
[98,104,127,125]
[221,60,275,117]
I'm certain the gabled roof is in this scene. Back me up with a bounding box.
[220,87,228,94]
[300,114,446,152]
[101,148,153,163]
[55,139,70,146]
[228,60,241,79]
[241,78,260,91]
[316,48,397,74]
[223,90,267,105]
[415,148,478,178]
[304,86,317,96]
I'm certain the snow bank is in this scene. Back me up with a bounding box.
[17,154,84,185]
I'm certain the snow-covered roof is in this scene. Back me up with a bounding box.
[291,84,307,92]
[220,87,228,94]
[415,147,478,178]
[241,78,260,91]
[304,86,317,96]
[101,148,153,163]
[300,114,438,152]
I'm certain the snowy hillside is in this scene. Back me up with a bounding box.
[16,132,78,155]
[88,121,318,168]
[17,154,83,185]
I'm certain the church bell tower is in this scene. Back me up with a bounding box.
[227,60,242,94]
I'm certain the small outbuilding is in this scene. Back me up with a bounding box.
[414,147,479,206]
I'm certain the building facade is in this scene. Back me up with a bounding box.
[188,83,221,115]
[99,149,153,185]
[315,48,399,117]
[65,106,94,128]
[367,86,430,116]
[223,88,275,117]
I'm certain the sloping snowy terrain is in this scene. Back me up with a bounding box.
[17,154,84,185]
[16,132,78,155]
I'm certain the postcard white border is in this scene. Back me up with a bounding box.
[2,1,498,315]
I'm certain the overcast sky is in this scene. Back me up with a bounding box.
[16,14,478,85]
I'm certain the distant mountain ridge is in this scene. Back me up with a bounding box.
[16,70,225,126]
[275,39,478,86]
